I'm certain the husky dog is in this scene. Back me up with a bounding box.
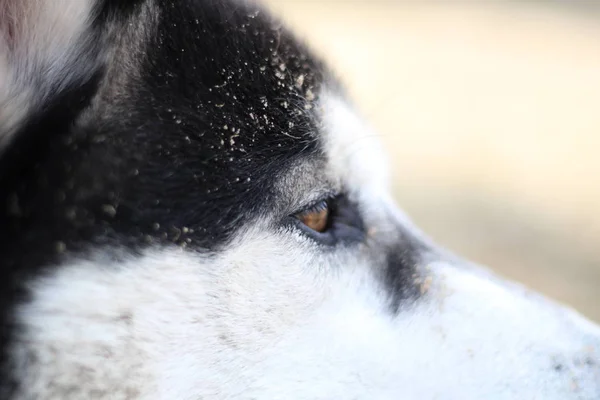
[0,0,598,398]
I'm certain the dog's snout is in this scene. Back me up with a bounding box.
[555,309,600,392]
[414,260,600,398]
[551,350,600,387]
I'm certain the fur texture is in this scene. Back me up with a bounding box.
[0,0,599,398]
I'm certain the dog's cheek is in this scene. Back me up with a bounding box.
[212,231,334,345]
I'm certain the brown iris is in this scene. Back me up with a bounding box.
[296,201,330,233]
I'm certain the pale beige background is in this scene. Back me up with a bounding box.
[264,0,600,321]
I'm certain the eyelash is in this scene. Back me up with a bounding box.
[297,198,330,218]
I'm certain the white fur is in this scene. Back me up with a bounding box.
[319,91,389,195]
[0,0,98,148]
[12,236,600,398]
[9,69,600,400]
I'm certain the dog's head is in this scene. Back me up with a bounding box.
[1,0,599,398]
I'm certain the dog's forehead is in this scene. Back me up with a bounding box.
[0,0,351,264]
[114,0,338,233]
[16,0,354,249]
[132,0,328,149]
[0,0,381,265]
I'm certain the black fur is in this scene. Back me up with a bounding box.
[385,234,430,313]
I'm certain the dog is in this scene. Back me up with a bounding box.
[0,0,599,398]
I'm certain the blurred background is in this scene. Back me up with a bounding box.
[264,0,600,322]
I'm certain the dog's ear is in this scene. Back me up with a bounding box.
[0,0,101,148]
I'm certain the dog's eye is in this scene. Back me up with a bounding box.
[295,200,330,233]
[288,195,364,246]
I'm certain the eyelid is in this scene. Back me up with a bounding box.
[296,199,329,216]
[291,191,338,216]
